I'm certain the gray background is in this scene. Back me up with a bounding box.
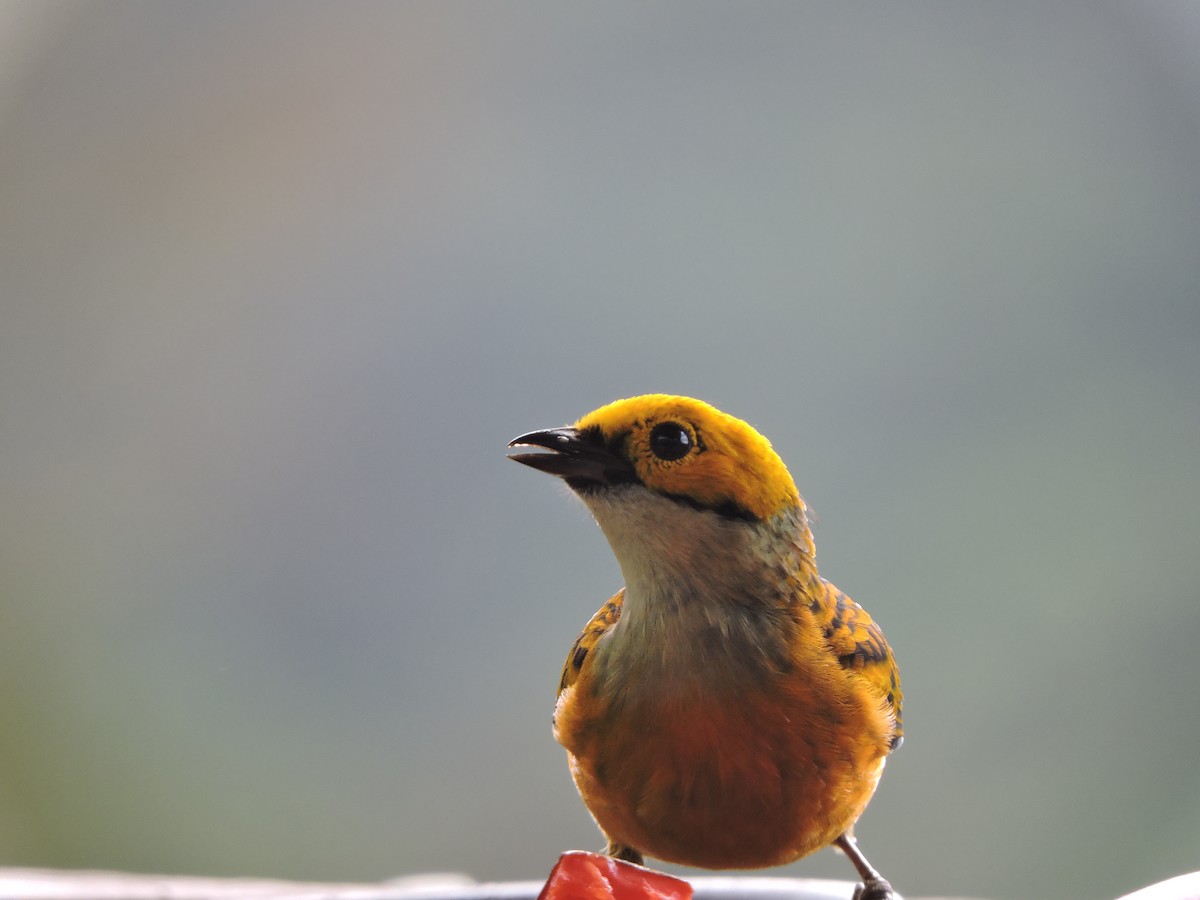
[2,3,1199,899]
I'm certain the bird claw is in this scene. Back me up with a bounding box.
[852,877,897,900]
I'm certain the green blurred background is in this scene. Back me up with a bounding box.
[2,3,1199,899]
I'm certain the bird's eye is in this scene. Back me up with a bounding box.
[649,422,693,461]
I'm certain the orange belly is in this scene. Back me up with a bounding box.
[554,660,891,869]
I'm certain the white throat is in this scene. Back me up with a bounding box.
[577,485,803,694]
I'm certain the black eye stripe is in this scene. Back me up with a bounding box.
[660,491,757,522]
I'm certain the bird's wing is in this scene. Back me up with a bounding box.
[558,588,625,695]
[808,579,904,749]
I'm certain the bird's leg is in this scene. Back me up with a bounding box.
[834,833,896,900]
[604,839,645,866]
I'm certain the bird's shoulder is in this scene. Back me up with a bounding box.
[558,588,624,696]
[803,577,904,748]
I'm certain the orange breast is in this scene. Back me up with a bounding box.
[554,645,892,869]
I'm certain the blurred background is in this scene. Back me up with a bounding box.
[1,3,1198,899]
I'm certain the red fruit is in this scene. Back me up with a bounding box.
[538,851,693,900]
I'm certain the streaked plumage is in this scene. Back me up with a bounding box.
[510,395,902,899]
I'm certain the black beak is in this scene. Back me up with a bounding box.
[507,427,634,489]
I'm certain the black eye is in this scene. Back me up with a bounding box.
[649,422,693,461]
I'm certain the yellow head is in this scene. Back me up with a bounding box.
[509,394,801,523]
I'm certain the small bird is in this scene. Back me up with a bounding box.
[509,395,903,900]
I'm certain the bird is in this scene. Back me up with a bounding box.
[508,394,903,900]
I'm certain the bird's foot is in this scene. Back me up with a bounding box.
[852,875,897,900]
[835,833,897,900]
[603,840,645,866]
